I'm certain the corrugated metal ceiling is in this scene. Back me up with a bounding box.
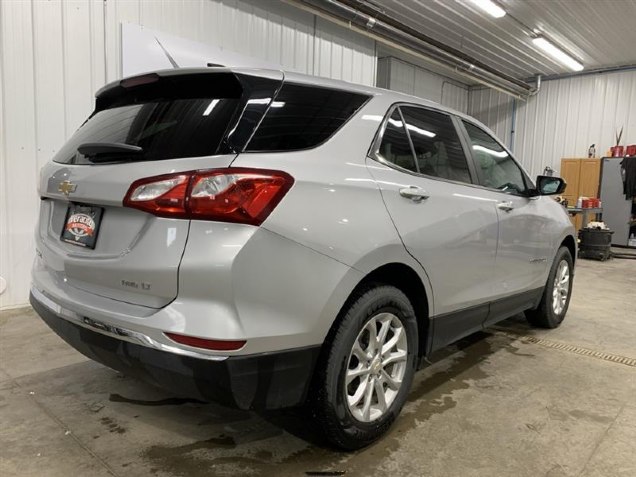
[368,0,636,80]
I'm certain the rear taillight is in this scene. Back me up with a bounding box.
[123,168,293,225]
[124,174,190,218]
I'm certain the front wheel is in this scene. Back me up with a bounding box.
[525,246,574,328]
[312,285,418,450]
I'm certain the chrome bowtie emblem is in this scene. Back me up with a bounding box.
[58,180,77,196]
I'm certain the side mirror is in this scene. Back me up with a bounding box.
[535,175,566,195]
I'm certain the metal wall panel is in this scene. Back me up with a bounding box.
[105,1,375,84]
[469,70,636,178]
[0,0,376,308]
[377,57,469,113]
[313,17,376,86]
[467,87,514,146]
[0,0,38,310]
[441,81,469,114]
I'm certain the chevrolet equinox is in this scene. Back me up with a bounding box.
[31,68,576,450]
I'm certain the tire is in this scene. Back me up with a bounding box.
[312,285,418,450]
[525,246,574,329]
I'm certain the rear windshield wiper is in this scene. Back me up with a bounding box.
[77,142,144,163]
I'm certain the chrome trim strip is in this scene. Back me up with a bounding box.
[30,287,229,362]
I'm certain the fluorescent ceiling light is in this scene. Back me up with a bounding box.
[469,0,506,18]
[532,36,584,71]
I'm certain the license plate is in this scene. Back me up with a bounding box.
[61,204,103,249]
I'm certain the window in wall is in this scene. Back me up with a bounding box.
[463,121,527,195]
[400,106,471,184]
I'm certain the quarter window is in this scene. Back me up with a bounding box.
[463,121,527,195]
[376,110,417,172]
[400,106,471,183]
[246,84,369,152]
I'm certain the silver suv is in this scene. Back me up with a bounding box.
[31,68,575,449]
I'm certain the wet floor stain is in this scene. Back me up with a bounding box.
[139,331,516,477]
[305,471,346,476]
[196,408,253,426]
[109,393,205,407]
[544,407,615,425]
[100,416,127,434]
[568,409,614,424]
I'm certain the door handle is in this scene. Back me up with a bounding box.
[399,186,429,202]
[497,201,515,212]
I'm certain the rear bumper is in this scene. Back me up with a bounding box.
[31,293,320,410]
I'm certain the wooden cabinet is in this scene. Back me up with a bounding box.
[579,159,602,197]
[559,158,602,232]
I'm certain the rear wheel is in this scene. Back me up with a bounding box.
[312,285,418,450]
[525,246,574,328]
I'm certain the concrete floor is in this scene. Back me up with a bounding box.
[1,258,634,477]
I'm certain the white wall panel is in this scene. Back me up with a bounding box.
[32,0,66,168]
[467,87,513,146]
[0,0,378,308]
[377,57,469,113]
[63,1,96,137]
[469,70,636,177]
[1,0,38,310]
[313,17,376,86]
[109,1,373,94]
[441,81,469,114]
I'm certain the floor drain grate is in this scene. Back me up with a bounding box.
[492,329,636,368]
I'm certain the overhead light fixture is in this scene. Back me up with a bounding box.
[532,36,584,71]
[469,0,506,18]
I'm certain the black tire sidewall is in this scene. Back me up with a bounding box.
[317,286,418,449]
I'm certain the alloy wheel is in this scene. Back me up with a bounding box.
[552,259,570,315]
[345,312,408,422]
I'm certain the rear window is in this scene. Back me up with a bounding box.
[245,84,369,152]
[53,97,240,165]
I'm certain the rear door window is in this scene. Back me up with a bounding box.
[400,106,472,183]
[245,84,369,152]
[376,110,418,173]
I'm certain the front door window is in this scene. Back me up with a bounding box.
[463,121,527,195]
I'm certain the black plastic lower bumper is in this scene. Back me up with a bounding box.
[30,293,320,410]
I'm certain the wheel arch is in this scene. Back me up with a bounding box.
[328,262,431,361]
[560,234,577,266]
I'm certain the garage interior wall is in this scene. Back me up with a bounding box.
[468,69,636,177]
[377,57,469,113]
[1,0,382,309]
